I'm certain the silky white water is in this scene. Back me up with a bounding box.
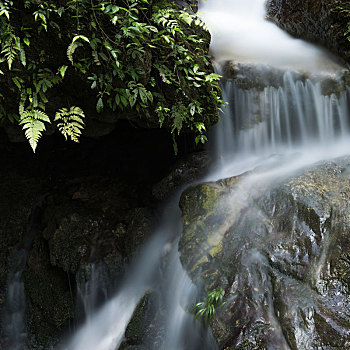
[63,0,350,349]
[200,0,350,180]
[65,220,171,350]
[64,202,215,350]
[210,76,350,180]
[199,0,343,72]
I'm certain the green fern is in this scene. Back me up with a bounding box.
[179,11,208,30]
[171,102,187,135]
[67,35,89,64]
[19,109,51,152]
[54,106,85,142]
[0,28,20,70]
[67,41,82,64]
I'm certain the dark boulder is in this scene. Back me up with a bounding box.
[267,0,350,65]
[179,157,350,349]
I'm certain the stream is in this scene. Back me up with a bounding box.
[5,0,350,349]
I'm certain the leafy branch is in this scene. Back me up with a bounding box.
[0,0,222,153]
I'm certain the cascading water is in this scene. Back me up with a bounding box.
[2,251,28,350]
[199,0,342,71]
[1,198,46,350]
[63,0,350,349]
[63,201,216,350]
[200,0,350,180]
[211,73,350,179]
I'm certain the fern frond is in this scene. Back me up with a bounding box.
[1,31,19,70]
[67,41,82,64]
[54,106,85,142]
[171,102,187,135]
[19,109,51,152]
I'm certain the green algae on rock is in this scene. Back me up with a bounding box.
[179,157,350,349]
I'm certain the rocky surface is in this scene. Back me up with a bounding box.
[267,0,350,65]
[179,157,350,349]
[221,61,350,96]
[0,121,206,348]
[152,151,211,200]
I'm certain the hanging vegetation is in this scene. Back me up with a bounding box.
[0,0,222,152]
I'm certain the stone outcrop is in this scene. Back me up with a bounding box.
[0,121,209,348]
[179,157,350,349]
[267,0,350,65]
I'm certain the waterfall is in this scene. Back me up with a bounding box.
[213,73,350,172]
[1,198,46,350]
[63,0,350,349]
[198,0,342,71]
[2,251,28,350]
[201,0,350,179]
[63,202,216,350]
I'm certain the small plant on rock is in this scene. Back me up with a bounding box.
[193,288,225,325]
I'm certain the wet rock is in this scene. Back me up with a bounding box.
[125,294,152,344]
[179,157,350,349]
[118,292,158,350]
[222,61,350,96]
[24,237,74,347]
[222,62,287,90]
[22,176,155,347]
[124,208,154,257]
[41,177,153,274]
[266,0,350,65]
[0,172,41,343]
[119,345,148,350]
[152,152,211,200]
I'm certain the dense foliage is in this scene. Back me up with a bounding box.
[0,0,222,152]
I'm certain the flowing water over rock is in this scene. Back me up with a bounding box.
[1,198,46,350]
[63,202,216,350]
[2,251,28,350]
[177,1,350,349]
[215,73,350,163]
[60,0,350,349]
[199,0,343,72]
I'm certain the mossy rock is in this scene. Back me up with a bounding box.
[179,157,350,349]
[24,237,74,347]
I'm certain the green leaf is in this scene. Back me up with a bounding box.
[55,106,85,142]
[58,65,68,78]
[19,109,51,152]
[19,43,26,66]
[72,35,90,43]
[96,97,104,113]
[58,7,64,17]
[12,77,22,90]
[0,9,10,20]
[23,37,30,46]
[67,41,82,64]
